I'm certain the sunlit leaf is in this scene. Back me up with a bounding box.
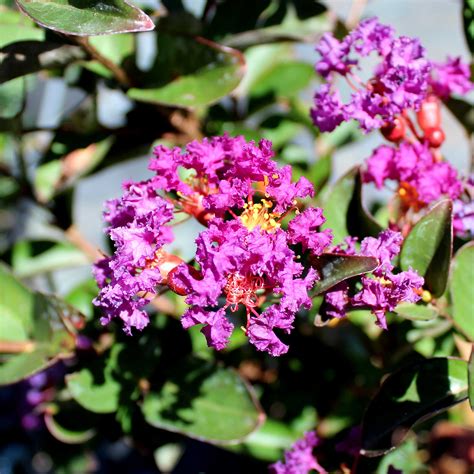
[15,0,155,36]
[128,61,245,108]
[311,253,379,295]
[400,200,452,297]
[66,368,120,414]
[142,362,265,444]
[0,263,83,385]
[450,242,474,341]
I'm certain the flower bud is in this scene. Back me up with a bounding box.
[381,116,406,142]
[417,95,441,131]
[424,127,445,148]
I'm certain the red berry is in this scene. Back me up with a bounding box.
[425,127,445,148]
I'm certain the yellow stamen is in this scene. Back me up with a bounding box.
[239,199,281,232]
[421,290,432,303]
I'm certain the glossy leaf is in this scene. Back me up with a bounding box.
[347,170,383,239]
[311,253,379,295]
[0,263,83,385]
[128,61,245,108]
[66,368,120,414]
[400,200,452,297]
[15,0,155,36]
[393,302,439,321]
[320,168,356,243]
[446,97,474,134]
[361,357,468,456]
[450,242,474,341]
[142,363,265,444]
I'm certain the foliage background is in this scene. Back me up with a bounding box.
[0,0,473,473]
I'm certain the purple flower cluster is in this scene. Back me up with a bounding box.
[312,17,431,133]
[363,142,462,208]
[164,138,332,356]
[93,181,175,334]
[270,431,327,474]
[94,135,333,354]
[324,230,424,329]
[311,17,472,134]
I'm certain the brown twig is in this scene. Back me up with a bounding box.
[345,0,368,30]
[0,340,35,353]
[73,37,131,87]
[65,225,104,262]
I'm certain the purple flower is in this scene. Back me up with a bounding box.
[363,142,462,208]
[270,431,327,474]
[359,229,403,275]
[322,230,424,328]
[430,56,474,99]
[324,282,350,319]
[453,196,474,239]
[287,208,333,254]
[310,85,345,133]
[315,33,354,78]
[352,269,423,329]
[172,219,316,356]
[93,181,175,334]
[312,17,431,133]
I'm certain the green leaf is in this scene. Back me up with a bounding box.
[128,61,245,108]
[44,412,96,444]
[0,10,44,48]
[12,240,89,277]
[320,167,381,244]
[393,302,439,321]
[0,77,25,119]
[361,357,468,456]
[469,346,474,410]
[400,200,453,297]
[450,242,474,341]
[0,263,83,385]
[142,362,265,444]
[15,0,155,36]
[446,97,474,134]
[347,170,383,239]
[376,437,424,474]
[250,61,314,98]
[229,419,298,461]
[66,368,120,414]
[223,10,331,48]
[463,0,474,53]
[0,41,85,84]
[311,253,379,295]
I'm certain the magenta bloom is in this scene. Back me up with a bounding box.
[363,142,462,208]
[311,17,431,133]
[270,431,327,474]
[93,181,174,334]
[287,208,333,254]
[429,56,474,99]
[323,230,424,329]
[170,219,319,356]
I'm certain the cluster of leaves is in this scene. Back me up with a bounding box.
[0,1,473,473]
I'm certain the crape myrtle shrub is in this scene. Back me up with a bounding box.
[0,0,473,473]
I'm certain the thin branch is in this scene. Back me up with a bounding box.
[72,37,131,87]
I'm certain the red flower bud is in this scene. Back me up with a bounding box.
[381,116,406,142]
[417,95,441,131]
[424,127,445,148]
